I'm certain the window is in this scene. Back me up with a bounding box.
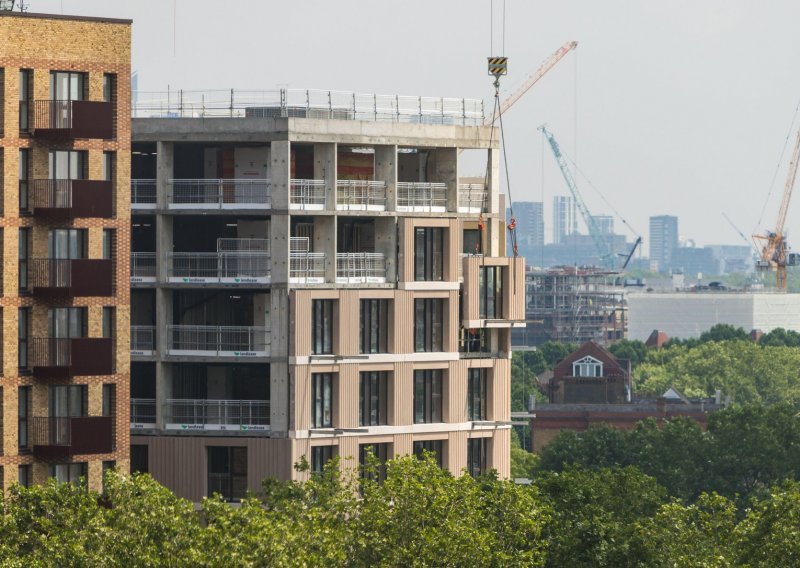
[102,151,115,181]
[0,68,4,137]
[18,148,30,213]
[479,266,503,319]
[467,369,488,421]
[359,371,388,427]
[102,307,115,339]
[19,69,32,132]
[102,73,117,103]
[414,298,444,352]
[311,299,334,355]
[18,465,31,487]
[413,369,443,424]
[467,438,487,477]
[18,227,30,291]
[50,462,87,484]
[48,229,87,259]
[17,308,29,370]
[49,385,87,417]
[102,384,116,417]
[207,446,247,502]
[360,299,389,354]
[572,356,603,378]
[311,373,333,428]
[49,150,87,180]
[131,445,149,474]
[102,229,116,260]
[463,229,482,255]
[50,71,87,101]
[17,386,31,451]
[311,445,334,475]
[359,443,389,483]
[48,307,87,338]
[413,440,444,467]
[414,227,444,281]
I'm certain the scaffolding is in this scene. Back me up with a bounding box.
[516,266,627,347]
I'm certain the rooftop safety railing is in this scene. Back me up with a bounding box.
[336,253,387,284]
[130,398,157,425]
[290,252,326,284]
[164,399,270,429]
[131,179,157,207]
[166,251,271,283]
[133,88,485,126]
[131,326,156,354]
[396,182,448,212]
[131,252,157,281]
[289,179,326,210]
[168,179,271,209]
[166,325,270,357]
[336,180,387,211]
[458,183,488,213]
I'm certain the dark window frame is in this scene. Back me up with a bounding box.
[413,369,443,424]
[311,445,334,475]
[414,227,444,281]
[359,371,388,427]
[17,307,30,371]
[360,299,389,354]
[18,148,30,213]
[207,446,247,502]
[19,69,32,133]
[18,227,30,292]
[359,442,389,483]
[413,439,444,467]
[311,299,334,355]
[414,298,444,352]
[467,368,488,421]
[479,266,504,319]
[467,438,487,477]
[311,373,333,428]
[17,385,31,451]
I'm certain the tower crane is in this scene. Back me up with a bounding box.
[539,124,615,268]
[753,126,800,290]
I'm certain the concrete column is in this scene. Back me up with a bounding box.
[487,147,500,216]
[270,141,290,210]
[154,361,172,430]
[270,289,291,434]
[156,141,173,210]
[314,216,336,284]
[375,145,397,211]
[270,214,290,285]
[429,148,458,212]
[313,143,336,211]
[374,217,397,283]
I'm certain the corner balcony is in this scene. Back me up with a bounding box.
[336,180,387,211]
[166,325,270,359]
[31,179,113,219]
[164,399,270,432]
[131,252,157,284]
[457,183,488,214]
[31,259,113,298]
[289,179,326,210]
[131,179,157,210]
[32,416,114,460]
[31,338,114,380]
[168,179,271,210]
[290,252,326,284]
[32,100,114,139]
[131,326,156,357]
[130,398,157,429]
[396,182,447,213]
[336,253,387,284]
[166,251,271,285]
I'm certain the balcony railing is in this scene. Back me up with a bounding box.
[30,337,114,379]
[130,398,157,427]
[168,179,271,209]
[396,182,448,212]
[31,259,113,297]
[131,326,156,355]
[289,179,326,210]
[166,252,271,284]
[164,399,270,431]
[458,183,488,213]
[166,325,270,358]
[290,252,326,284]
[32,416,114,459]
[131,252,157,282]
[336,180,387,211]
[31,179,113,218]
[32,100,114,139]
[336,253,387,284]
[131,179,157,209]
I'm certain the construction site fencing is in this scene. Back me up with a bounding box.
[167,252,270,280]
[130,326,155,353]
[168,179,271,208]
[164,399,270,427]
[396,182,448,210]
[130,252,156,279]
[131,179,157,205]
[336,180,387,209]
[130,398,157,424]
[167,325,270,355]
[290,252,326,282]
[336,253,387,282]
[133,88,485,126]
[289,179,326,209]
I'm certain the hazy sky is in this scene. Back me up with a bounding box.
[30,0,800,247]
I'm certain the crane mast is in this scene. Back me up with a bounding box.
[539,125,614,268]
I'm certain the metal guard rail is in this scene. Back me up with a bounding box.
[164,399,270,426]
[396,182,448,209]
[131,179,157,204]
[131,326,156,351]
[290,252,326,279]
[131,252,157,278]
[290,179,326,206]
[167,252,270,278]
[168,179,271,206]
[336,180,387,207]
[167,325,270,352]
[130,398,157,424]
[336,253,387,280]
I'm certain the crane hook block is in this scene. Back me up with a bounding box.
[488,56,508,79]
[507,217,516,231]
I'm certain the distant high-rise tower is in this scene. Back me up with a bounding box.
[649,215,679,272]
[512,202,545,247]
[553,196,576,244]
[591,215,614,236]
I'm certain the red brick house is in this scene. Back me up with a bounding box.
[548,341,631,404]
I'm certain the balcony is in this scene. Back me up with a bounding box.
[131,179,157,210]
[396,182,447,213]
[290,252,326,284]
[31,179,113,219]
[336,253,387,284]
[458,183,488,214]
[32,100,114,139]
[31,259,113,298]
[130,398,156,429]
[166,251,271,284]
[131,326,156,357]
[31,338,114,380]
[32,416,114,460]
[336,180,387,211]
[131,252,157,283]
[168,179,271,210]
[164,399,270,432]
[289,179,326,210]
[166,325,270,358]
[461,256,526,328]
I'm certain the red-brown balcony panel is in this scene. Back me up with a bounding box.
[32,100,114,139]
[31,337,114,380]
[31,416,114,460]
[31,179,113,219]
[31,259,113,298]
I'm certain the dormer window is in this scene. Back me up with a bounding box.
[573,356,603,377]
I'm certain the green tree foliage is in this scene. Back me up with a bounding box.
[607,339,648,369]
[758,327,800,347]
[734,481,800,566]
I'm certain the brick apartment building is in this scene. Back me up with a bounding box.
[0,10,131,491]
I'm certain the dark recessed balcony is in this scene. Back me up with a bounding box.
[31,179,113,219]
[32,416,114,460]
[31,259,113,298]
[31,337,114,380]
[32,100,114,139]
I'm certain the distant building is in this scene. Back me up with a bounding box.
[553,195,576,244]
[509,201,544,248]
[705,244,754,274]
[591,214,614,236]
[649,215,679,273]
[547,341,631,404]
[671,246,717,278]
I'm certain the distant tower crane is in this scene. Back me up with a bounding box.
[753,126,800,290]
